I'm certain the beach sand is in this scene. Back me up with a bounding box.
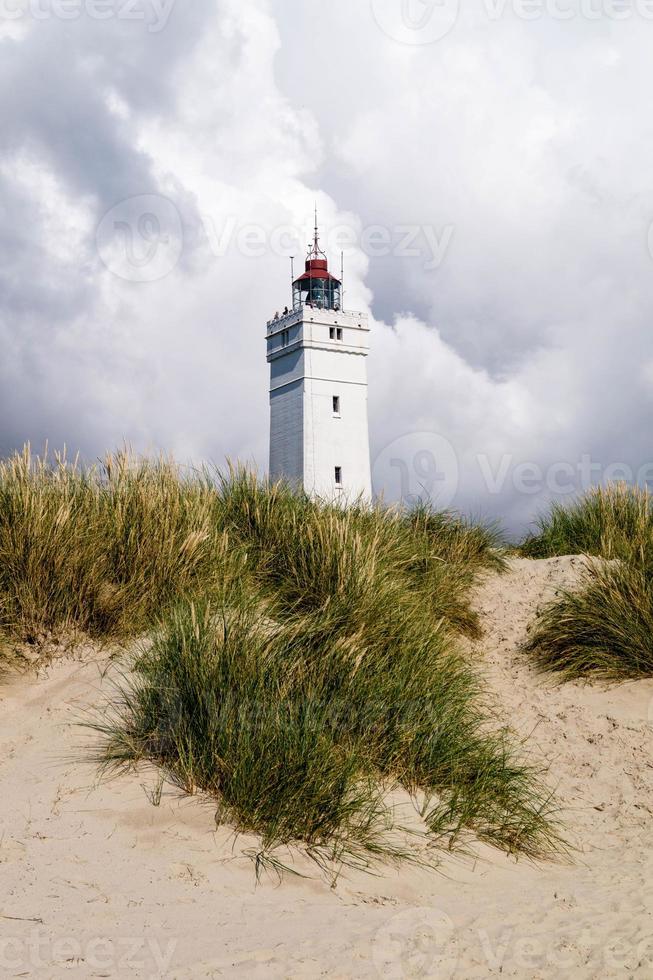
[1,556,652,978]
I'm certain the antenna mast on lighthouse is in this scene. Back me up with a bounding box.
[309,204,326,260]
[267,208,372,501]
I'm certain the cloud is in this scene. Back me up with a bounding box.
[1,0,653,533]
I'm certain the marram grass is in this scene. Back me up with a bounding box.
[521,483,653,566]
[0,447,562,872]
[525,560,653,680]
[92,596,562,873]
[522,484,653,679]
[0,446,232,643]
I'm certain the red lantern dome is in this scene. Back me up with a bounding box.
[292,210,342,312]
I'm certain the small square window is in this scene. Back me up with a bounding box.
[332,395,340,415]
[335,466,343,487]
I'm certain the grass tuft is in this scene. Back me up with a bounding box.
[0,447,563,872]
[521,483,653,679]
[91,595,561,871]
[0,447,239,643]
[521,483,653,566]
[525,560,653,680]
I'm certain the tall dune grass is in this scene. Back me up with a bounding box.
[525,561,653,680]
[94,595,560,871]
[0,447,562,870]
[521,484,653,679]
[0,447,234,643]
[521,483,653,566]
[0,450,504,646]
[217,470,506,638]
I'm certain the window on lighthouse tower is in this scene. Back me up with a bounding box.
[335,466,343,488]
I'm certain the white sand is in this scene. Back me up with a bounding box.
[1,556,653,978]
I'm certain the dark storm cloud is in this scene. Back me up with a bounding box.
[2,0,653,532]
[0,3,219,458]
[0,5,217,203]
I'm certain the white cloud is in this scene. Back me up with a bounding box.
[2,0,653,532]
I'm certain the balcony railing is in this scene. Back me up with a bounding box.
[266,304,364,331]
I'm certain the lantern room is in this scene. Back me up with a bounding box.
[293,217,342,312]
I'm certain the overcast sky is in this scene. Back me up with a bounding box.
[2,0,653,534]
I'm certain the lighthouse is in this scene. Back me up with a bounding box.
[266,217,372,501]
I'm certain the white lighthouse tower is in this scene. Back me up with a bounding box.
[267,217,372,500]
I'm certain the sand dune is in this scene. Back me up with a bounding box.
[1,556,652,978]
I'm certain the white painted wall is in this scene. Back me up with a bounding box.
[267,308,372,501]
